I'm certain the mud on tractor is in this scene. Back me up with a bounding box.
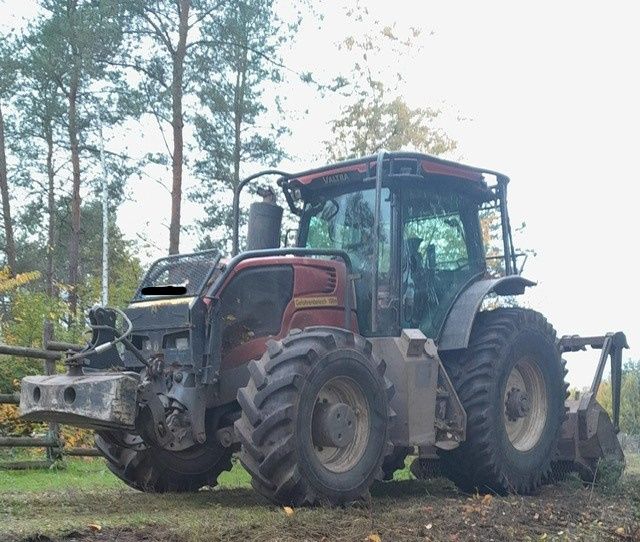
[20,151,626,504]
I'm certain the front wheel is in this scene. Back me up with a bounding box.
[95,408,235,492]
[440,308,567,494]
[95,431,233,492]
[235,327,394,506]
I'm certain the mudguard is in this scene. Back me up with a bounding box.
[437,276,536,351]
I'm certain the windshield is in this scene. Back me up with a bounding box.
[303,188,391,272]
[301,187,393,335]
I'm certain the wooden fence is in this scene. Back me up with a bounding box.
[0,322,100,470]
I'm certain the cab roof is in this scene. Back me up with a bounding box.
[283,151,508,189]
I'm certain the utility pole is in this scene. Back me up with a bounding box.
[98,106,109,306]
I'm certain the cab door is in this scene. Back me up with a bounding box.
[399,182,485,338]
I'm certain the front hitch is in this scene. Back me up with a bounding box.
[20,306,208,452]
[20,371,139,430]
[20,307,143,431]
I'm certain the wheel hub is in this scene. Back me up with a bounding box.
[311,376,370,473]
[505,387,530,421]
[312,401,356,448]
[503,358,548,452]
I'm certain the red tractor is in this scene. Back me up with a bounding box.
[21,151,626,504]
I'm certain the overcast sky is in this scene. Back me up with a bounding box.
[1,1,638,388]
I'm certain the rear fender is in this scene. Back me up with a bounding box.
[437,276,536,351]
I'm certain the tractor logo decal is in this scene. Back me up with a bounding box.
[320,172,348,185]
[293,296,339,308]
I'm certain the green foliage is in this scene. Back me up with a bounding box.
[23,2,133,201]
[0,31,20,100]
[1,290,69,346]
[328,95,457,161]
[0,290,74,394]
[79,250,142,310]
[34,0,125,90]
[117,0,203,119]
[594,457,626,494]
[597,360,640,435]
[190,0,294,253]
[15,198,142,308]
[0,199,141,393]
[325,6,456,161]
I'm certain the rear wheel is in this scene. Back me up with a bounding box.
[440,308,567,494]
[235,327,393,506]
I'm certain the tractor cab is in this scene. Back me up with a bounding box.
[236,152,521,342]
[291,155,495,338]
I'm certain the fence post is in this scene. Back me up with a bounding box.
[42,320,61,462]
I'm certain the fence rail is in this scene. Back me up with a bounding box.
[0,393,19,404]
[0,321,100,469]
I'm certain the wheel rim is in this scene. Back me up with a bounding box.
[311,376,370,473]
[503,357,548,451]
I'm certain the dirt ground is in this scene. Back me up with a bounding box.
[2,456,639,542]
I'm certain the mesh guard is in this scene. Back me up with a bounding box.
[132,249,221,301]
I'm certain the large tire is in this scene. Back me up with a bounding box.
[440,308,567,494]
[95,414,234,492]
[235,327,393,506]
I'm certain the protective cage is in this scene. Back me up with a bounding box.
[132,249,221,301]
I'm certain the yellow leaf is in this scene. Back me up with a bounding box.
[283,506,294,517]
[615,527,625,536]
[87,524,102,532]
[366,535,381,542]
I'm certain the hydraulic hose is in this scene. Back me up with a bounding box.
[63,307,141,364]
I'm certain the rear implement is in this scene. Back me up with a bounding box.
[554,332,627,481]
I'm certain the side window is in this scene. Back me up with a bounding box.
[402,188,483,338]
[404,214,469,270]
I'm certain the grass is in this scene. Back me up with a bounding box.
[0,458,124,493]
[0,454,638,542]
[0,456,252,494]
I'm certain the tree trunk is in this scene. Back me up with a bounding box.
[67,74,81,320]
[168,0,191,255]
[0,103,17,275]
[45,124,55,297]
